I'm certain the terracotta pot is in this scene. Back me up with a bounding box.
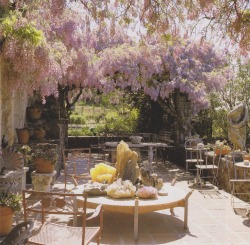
[34,129,46,142]
[16,128,29,144]
[214,149,231,156]
[34,157,54,173]
[0,206,13,237]
[28,107,41,121]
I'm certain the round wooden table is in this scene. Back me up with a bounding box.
[74,183,192,240]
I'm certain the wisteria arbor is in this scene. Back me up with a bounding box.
[0,0,240,144]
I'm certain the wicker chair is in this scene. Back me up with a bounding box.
[22,190,103,245]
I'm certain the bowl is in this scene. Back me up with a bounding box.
[130,136,142,144]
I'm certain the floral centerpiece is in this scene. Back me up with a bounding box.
[213,140,231,156]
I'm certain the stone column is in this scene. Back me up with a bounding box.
[1,79,14,145]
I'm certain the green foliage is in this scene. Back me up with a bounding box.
[0,191,22,212]
[68,127,94,136]
[70,114,86,125]
[191,109,213,141]
[101,108,138,134]
[32,143,57,165]
[207,59,250,139]
[1,12,44,45]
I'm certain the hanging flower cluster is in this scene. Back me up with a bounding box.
[0,0,232,115]
[92,39,230,113]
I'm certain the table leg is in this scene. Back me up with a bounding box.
[134,198,139,241]
[148,146,154,164]
[184,191,193,229]
[73,196,77,227]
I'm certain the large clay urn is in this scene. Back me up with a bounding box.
[34,157,54,174]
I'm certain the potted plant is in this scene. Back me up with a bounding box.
[0,191,22,236]
[16,127,29,144]
[27,92,43,121]
[213,140,231,156]
[243,149,250,160]
[33,126,46,142]
[32,143,57,173]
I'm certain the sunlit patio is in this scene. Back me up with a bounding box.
[9,152,250,245]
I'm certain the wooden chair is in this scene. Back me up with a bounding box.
[22,190,103,245]
[63,148,92,190]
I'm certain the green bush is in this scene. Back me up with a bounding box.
[70,114,86,124]
[68,126,94,136]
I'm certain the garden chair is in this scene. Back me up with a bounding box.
[195,146,222,191]
[22,190,103,245]
[226,151,250,209]
[185,138,204,172]
[63,148,92,190]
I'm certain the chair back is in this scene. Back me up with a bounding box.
[22,190,87,242]
[185,138,203,149]
[63,148,91,189]
[226,151,244,179]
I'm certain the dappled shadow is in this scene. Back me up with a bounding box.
[243,219,250,227]
[70,210,191,244]
[150,161,194,183]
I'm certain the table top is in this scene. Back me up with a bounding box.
[105,141,171,148]
[74,183,191,214]
[185,147,210,151]
[235,162,250,169]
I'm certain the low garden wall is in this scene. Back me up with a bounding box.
[68,135,131,149]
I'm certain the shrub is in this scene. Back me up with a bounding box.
[70,114,86,125]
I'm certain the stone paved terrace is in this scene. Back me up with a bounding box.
[18,154,250,245]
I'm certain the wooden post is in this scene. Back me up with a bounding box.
[134,197,139,241]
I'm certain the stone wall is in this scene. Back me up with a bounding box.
[0,60,28,146]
